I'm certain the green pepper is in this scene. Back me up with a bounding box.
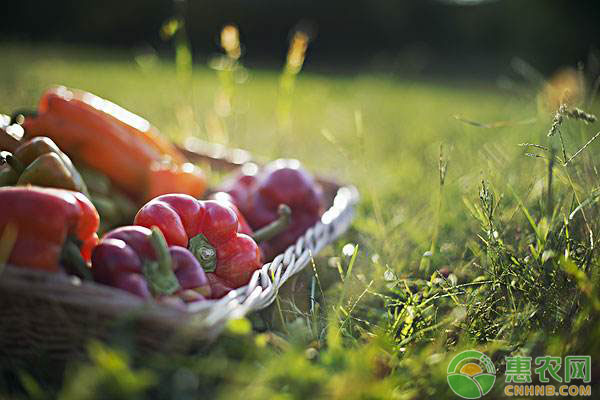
[77,165,139,232]
[0,137,89,196]
[0,163,18,185]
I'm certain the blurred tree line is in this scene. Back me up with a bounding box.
[4,0,598,74]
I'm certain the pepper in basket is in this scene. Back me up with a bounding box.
[216,159,324,261]
[91,226,211,308]
[0,186,99,275]
[134,194,291,298]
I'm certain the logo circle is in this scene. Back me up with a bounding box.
[447,350,496,399]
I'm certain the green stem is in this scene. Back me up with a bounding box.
[252,204,292,243]
[61,239,92,280]
[151,227,172,271]
[143,227,180,296]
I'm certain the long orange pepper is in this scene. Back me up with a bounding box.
[21,87,206,202]
[41,88,187,165]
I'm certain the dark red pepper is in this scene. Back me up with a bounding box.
[91,225,210,305]
[218,159,323,260]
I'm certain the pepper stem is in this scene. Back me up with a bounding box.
[142,227,181,296]
[252,204,292,243]
[61,238,92,280]
[188,233,217,273]
[0,151,24,174]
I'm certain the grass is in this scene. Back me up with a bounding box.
[1,43,600,399]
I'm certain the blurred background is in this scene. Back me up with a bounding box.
[4,0,599,77]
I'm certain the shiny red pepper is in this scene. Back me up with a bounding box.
[91,226,210,306]
[219,159,323,260]
[0,186,99,273]
[133,194,262,298]
[210,191,253,236]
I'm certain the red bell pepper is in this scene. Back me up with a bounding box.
[0,186,99,273]
[219,159,323,260]
[91,226,210,305]
[133,194,263,298]
[210,191,254,236]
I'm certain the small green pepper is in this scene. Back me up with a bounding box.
[0,137,89,196]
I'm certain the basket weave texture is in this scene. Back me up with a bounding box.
[0,139,359,358]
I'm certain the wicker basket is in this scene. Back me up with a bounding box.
[0,138,359,359]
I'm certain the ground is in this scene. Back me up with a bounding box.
[1,45,599,399]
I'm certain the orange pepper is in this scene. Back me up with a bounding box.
[21,87,206,202]
[147,161,206,201]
